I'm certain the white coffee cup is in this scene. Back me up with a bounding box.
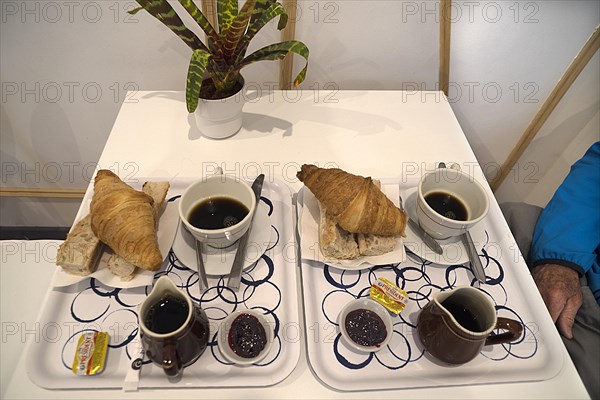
[416,168,489,240]
[179,174,256,248]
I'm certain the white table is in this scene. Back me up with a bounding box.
[0,90,590,399]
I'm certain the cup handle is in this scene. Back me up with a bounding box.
[485,317,523,346]
[162,341,182,377]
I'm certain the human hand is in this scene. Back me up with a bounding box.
[531,264,582,339]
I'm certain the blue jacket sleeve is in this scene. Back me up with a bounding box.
[530,142,600,275]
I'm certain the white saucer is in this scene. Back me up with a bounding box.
[401,187,487,266]
[172,201,274,275]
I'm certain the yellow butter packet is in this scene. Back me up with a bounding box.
[72,331,109,375]
[370,278,408,315]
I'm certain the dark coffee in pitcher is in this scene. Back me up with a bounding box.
[441,297,486,332]
[139,276,210,376]
[144,295,189,334]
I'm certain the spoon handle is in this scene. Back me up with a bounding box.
[399,193,443,255]
[227,174,265,291]
[461,231,486,284]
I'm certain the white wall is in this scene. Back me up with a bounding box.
[447,0,599,206]
[1,0,599,227]
[294,0,439,89]
[0,0,282,226]
[494,51,600,207]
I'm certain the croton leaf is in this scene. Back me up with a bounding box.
[179,0,221,48]
[217,0,238,35]
[222,0,259,62]
[133,0,205,51]
[128,6,144,14]
[234,0,288,64]
[238,41,309,86]
[186,49,211,113]
[248,0,277,25]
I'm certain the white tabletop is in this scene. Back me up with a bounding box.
[1,90,590,399]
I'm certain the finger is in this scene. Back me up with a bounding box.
[556,314,575,339]
[542,293,566,323]
[556,296,582,339]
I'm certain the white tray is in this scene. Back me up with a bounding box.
[26,178,300,389]
[299,180,564,391]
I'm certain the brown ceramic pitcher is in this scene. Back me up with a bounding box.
[417,286,523,365]
[139,276,209,376]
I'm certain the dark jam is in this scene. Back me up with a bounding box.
[228,313,267,358]
[344,309,387,347]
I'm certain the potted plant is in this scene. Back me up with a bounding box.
[130,0,309,139]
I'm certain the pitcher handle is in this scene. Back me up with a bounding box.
[162,341,182,377]
[485,317,523,346]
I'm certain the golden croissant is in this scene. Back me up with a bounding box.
[297,164,407,236]
[90,170,162,271]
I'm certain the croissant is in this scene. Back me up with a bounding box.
[90,170,162,271]
[297,164,407,236]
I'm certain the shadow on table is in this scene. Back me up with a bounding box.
[142,90,403,140]
[186,112,293,140]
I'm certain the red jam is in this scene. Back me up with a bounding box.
[344,309,387,347]
[228,313,267,358]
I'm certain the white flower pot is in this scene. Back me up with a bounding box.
[194,78,245,140]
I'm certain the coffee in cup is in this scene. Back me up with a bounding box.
[179,173,256,248]
[417,286,523,365]
[416,168,489,239]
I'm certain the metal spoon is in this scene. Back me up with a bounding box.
[437,161,485,283]
[461,231,486,284]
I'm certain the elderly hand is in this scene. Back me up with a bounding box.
[531,264,582,339]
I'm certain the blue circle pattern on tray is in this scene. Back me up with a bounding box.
[328,230,538,370]
[61,195,282,370]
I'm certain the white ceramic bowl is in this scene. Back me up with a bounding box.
[338,298,393,353]
[179,174,256,249]
[218,309,274,365]
[416,168,489,240]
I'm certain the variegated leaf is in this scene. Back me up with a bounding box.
[177,0,219,42]
[222,0,258,62]
[218,0,238,35]
[186,49,211,112]
[134,0,205,51]
[128,6,144,15]
[238,41,309,86]
[248,0,276,25]
[235,1,287,63]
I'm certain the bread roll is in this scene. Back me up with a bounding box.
[56,215,103,276]
[357,233,396,256]
[319,206,360,259]
[106,252,136,281]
